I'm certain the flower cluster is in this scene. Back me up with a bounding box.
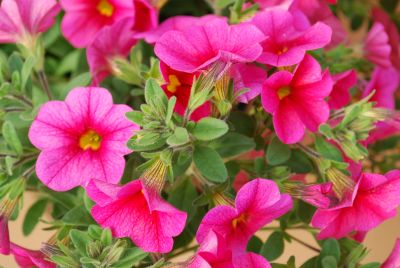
[0,0,400,267]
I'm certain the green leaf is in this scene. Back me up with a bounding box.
[212,133,256,158]
[21,56,35,91]
[315,136,343,162]
[266,136,291,165]
[22,199,47,235]
[297,201,315,224]
[126,111,144,126]
[192,117,229,141]
[70,229,92,253]
[165,96,176,124]
[260,231,284,261]
[287,150,313,173]
[56,50,82,75]
[360,263,380,268]
[113,248,148,268]
[2,121,23,155]
[167,127,190,146]
[60,72,91,99]
[168,178,198,221]
[62,205,95,226]
[247,236,263,253]
[216,0,235,8]
[300,257,318,268]
[322,256,337,268]
[193,145,228,183]
[319,239,341,265]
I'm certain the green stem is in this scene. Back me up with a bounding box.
[38,70,52,100]
[169,245,198,260]
[286,233,320,253]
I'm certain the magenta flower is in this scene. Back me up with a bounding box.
[312,170,400,240]
[145,15,225,44]
[86,179,187,253]
[231,63,267,103]
[130,0,158,38]
[10,243,55,268]
[28,87,139,191]
[261,55,333,144]
[383,239,400,268]
[60,0,134,48]
[290,0,345,49]
[196,178,292,251]
[87,18,138,85]
[160,61,210,121]
[364,23,392,67]
[189,230,270,268]
[0,0,60,45]
[154,19,264,73]
[328,70,357,110]
[251,9,331,67]
[0,216,10,254]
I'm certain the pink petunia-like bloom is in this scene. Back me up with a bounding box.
[28,87,139,191]
[86,179,187,253]
[312,170,400,240]
[61,0,157,48]
[188,230,270,268]
[0,0,60,45]
[154,19,265,73]
[290,0,346,49]
[261,55,333,144]
[383,239,400,268]
[251,9,332,67]
[231,63,267,103]
[145,15,226,44]
[364,23,392,68]
[9,243,55,268]
[0,216,10,254]
[196,178,292,252]
[87,18,138,85]
[160,61,210,122]
[328,70,357,110]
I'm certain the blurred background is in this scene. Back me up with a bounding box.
[1,191,400,267]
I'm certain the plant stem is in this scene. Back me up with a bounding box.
[286,233,320,253]
[169,245,198,259]
[297,143,320,158]
[38,70,52,100]
[8,94,33,107]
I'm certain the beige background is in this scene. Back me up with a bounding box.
[0,192,399,267]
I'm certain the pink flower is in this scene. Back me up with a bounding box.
[328,70,357,110]
[10,243,55,268]
[231,63,267,103]
[0,0,60,45]
[87,18,138,85]
[251,9,331,67]
[364,23,392,67]
[196,178,292,251]
[312,170,400,240]
[130,0,158,38]
[86,179,187,253]
[60,0,134,48]
[252,0,293,10]
[383,239,400,268]
[290,0,346,49]
[372,8,400,70]
[189,230,270,268]
[154,19,265,73]
[160,61,210,121]
[28,87,139,191]
[0,216,10,254]
[261,55,333,144]
[145,15,225,44]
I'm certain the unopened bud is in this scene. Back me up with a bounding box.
[142,159,168,193]
[212,192,234,207]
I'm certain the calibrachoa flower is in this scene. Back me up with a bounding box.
[154,18,265,73]
[9,243,55,268]
[87,18,138,85]
[188,230,270,268]
[231,63,267,103]
[383,239,400,268]
[196,178,292,251]
[251,9,332,67]
[0,0,60,45]
[261,55,333,144]
[86,179,187,253]
[364,23,392,68]
[60,0,156,48]
[0,216,10,254]
[160,61,210,121]
[312,170,400,240]
[328,70,357,110]
[28,87,139,191]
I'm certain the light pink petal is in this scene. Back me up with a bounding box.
[364,22,392,67]
[85,179,121,205]
[273,99,305,144]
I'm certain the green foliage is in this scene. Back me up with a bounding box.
[193,145,228,183]
[260,231,285,261]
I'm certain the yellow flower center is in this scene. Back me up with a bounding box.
[277,46,289,55]
[232,213,248,229]
[167,75,181,93]
[277,86,291,100]
[97,0,114,17]
[79,130,102,151]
